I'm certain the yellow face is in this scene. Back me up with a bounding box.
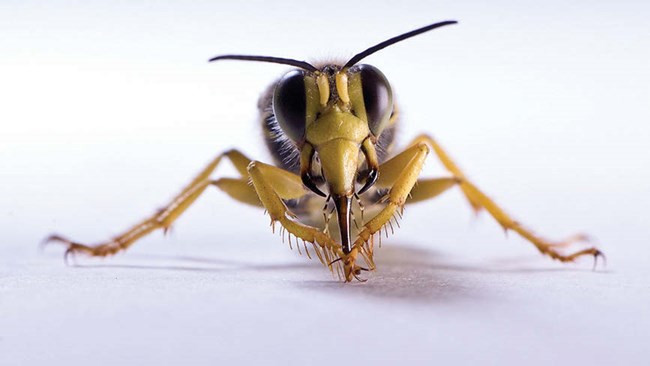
[272,64,393,253]
[304,72,370,196]
[273,65,393,198]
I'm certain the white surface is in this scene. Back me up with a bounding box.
[2,1,650,365]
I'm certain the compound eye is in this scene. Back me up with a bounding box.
[273,70,306,142]
[356,64,393,136]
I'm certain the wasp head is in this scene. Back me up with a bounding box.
[271,64,394,253]
[209,20,457,254]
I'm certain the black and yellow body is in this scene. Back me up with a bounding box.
[46,21,603,282]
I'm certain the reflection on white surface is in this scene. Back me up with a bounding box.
[1,1,649,365]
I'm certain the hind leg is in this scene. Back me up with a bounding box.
[405,134,603,266]
[45,149,258,260]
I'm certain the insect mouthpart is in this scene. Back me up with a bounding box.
[332,194,353,254]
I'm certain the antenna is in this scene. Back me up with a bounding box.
[208,54,318,72]
[344,20,458,68]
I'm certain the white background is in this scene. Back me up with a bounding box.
[1,1,649,365]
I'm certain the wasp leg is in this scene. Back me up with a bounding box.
[375,145,459,203]
[247,161,344,276]
[210,178,262,207]
[45,149,256,259]
[349,143,430,281]
[408,134,603,265]
[407,178,460,203]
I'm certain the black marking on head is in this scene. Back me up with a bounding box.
[352,64,393,136]
[260,84,302,173]
[273,70,307,142]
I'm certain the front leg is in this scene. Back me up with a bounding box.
[246,161,346,277]
[349,142,431,281]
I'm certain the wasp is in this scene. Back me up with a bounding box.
[46,21,604,282]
